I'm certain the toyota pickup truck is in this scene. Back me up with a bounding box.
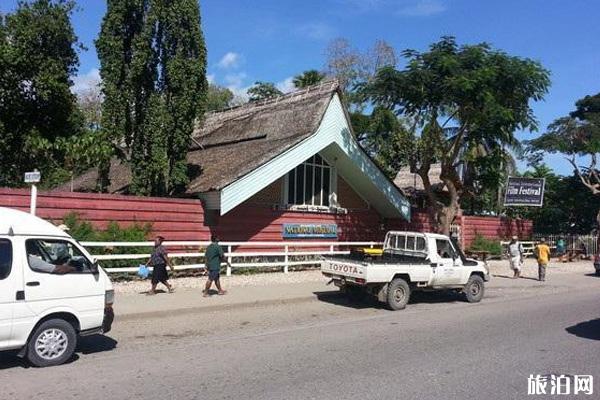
[321,231,490,310]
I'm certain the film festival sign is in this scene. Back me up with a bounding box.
[504,177,545,207]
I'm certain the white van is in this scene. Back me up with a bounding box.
[0,207,114,367]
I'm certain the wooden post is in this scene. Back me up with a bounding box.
[284,245,289,274]
[226,245,232,276]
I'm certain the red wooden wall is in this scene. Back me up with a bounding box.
[461,215,533,247]
[0,188,207,241]
[0,188,531,248]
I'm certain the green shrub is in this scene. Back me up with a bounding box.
[469,234,502,256]
[62,212,152,269]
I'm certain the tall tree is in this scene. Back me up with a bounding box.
[247,81,282,102]
[362,36,550,235]
[324,38,396,112]
[97,0,207,195]
[0,0,82,187]
[526,93,600,228]
[293,70,326,89]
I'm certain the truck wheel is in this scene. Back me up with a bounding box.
[387,278,410,310]
[26,319,77,368]
[345,286,366,302]
[464,275,485,303]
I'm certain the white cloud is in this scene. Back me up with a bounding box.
[276,77,296,94]
[223,72,250,102]
[207,74,215,84]
[217,52,241,69]
[71,68,101,95]
[397,0,446,16]
[295,22,336,41]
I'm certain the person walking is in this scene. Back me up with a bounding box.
[203,235,227,297]
[534,238,551,282]
[147,235,174,295]
[507,236,524,279]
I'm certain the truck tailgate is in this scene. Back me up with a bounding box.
[321,258,366,279]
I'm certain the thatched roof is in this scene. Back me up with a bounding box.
[58,81,339,194]
[394,164,444,195]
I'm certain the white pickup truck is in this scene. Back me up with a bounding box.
[321,231,490,310]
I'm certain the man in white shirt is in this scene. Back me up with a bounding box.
[507,236,524,279]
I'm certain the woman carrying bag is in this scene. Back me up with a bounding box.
[147,235,175,295]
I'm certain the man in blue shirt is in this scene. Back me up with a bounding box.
[203,235,227,296]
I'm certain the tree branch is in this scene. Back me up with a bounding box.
[568,155,600,194]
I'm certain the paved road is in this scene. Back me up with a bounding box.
[2,273,599,400]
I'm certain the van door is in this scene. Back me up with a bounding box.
[22,238,105,331]
[431,238,462,286]
[0,238,19,347]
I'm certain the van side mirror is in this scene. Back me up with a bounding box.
[90,260,100,274]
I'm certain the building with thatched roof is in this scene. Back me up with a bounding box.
[61,81,411,240]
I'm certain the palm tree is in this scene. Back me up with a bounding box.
[293,70,326,89]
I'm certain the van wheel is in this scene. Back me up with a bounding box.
[464,275,485,303]
[27,319,77,367]
[387,278,410,310]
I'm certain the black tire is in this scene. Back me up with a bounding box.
[344,285,366,302]
[595,270,600,277]
[26,319,77,367]
[386,278,410,310]
[464,274,485,303]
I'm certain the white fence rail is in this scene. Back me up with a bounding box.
[81,241,383,276]
[501,235,598,258]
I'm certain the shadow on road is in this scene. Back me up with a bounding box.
[0,351,28,370]
[494,274,539,281]
[584,273,600,278]
[78,334,118,354]
[0,335,117,370]
[314,290,468,310]
[565,319,600,341]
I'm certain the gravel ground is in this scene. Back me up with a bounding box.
[113,268,325,294]
[112,258,595,294]
[487,257,594,276]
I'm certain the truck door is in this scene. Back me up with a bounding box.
[431,238,462,285]
[0,238,18,346]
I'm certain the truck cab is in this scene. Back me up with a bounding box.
[0,207,114,367]
[322,231,490,310]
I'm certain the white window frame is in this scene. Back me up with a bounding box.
[283,155,336,209]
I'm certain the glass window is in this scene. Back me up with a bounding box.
[26,239,94,274]
[397,235,406,250]
[416,237,426,251]
[287,155,333,207]
[406,236,415,251]
[435,239,457,259]
[0,239,12,280]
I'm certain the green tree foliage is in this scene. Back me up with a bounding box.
[206,83,234,111]
[511,165,599,234]
[526,93,600,228]
[96,0,207,195]
[293,70,326,89]
[247,81,283,102]
[0,0,82,187]
[362,36,550,234]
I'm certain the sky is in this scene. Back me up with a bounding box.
[1,0,599,175]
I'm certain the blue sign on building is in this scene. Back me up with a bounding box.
[282,223,338,239]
